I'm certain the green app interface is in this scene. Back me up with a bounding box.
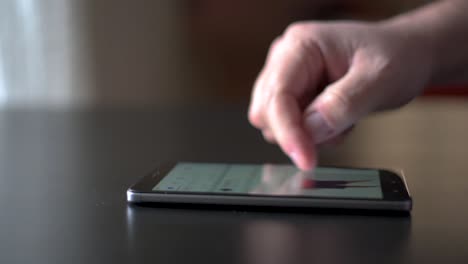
[153,163,383,199]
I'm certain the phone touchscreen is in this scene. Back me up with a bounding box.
[153,163,383,199]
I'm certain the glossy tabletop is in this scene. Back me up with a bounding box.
[0,98,467,264]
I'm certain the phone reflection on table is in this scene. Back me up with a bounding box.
[126,205,410,264]
[241,213,410,264]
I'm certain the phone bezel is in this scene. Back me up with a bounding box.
[128,162,412,202]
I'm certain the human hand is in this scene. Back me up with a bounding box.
[248,21,433,170]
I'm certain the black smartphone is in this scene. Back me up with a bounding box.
[127,162,412,212]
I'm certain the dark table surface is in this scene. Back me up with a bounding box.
[0,98,467,264]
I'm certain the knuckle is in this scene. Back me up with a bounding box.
[374,55,392,73]
[358,47,393,77]
[262,130,276,144]
[265,72,287,93]
[284,23,308,44]
[321,90,353,129]
[285,22,322,41]
[283,23,323,56]
[268,94,283,117]
[365,53,392,76]
[248,108,264,128]
[269,36,282,51]
[285,22,307,37]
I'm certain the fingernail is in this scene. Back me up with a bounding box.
[304,111,333,144]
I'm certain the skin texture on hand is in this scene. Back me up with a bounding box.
[249,0,468,171]
[248,20,435,170]
[385,0,468,86]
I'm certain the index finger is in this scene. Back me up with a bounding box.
[267,92,317,170]
[262,36,323,170]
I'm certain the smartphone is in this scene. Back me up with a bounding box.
[127,162,412,212]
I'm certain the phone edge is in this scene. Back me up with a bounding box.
[126,189,412,212]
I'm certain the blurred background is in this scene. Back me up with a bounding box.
[3,0,461,109]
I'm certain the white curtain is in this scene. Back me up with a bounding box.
[0,0,190,108]
[0,0,91,107]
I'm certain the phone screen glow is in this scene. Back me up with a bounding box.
[153,163,383,199]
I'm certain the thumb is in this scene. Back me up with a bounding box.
[303,63,380,144]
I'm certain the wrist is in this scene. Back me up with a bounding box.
[372,17,435,95]
[379,0,468,86]
[380,13,437,85]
